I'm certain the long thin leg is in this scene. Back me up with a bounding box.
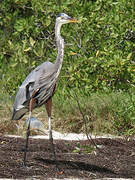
[23,98,35,167]
[45,98,59,172]
[45,98,52,139]
[23,112,31,167]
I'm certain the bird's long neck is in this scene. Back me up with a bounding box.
[54,22,64,71]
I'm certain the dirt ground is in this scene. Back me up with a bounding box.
[0,136,135,179]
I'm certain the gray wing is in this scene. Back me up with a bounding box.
[12,61,57,120]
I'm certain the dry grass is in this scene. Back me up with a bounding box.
[0,90,135,136]
[0,95,49,136]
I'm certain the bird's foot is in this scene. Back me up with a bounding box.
[22,162,33,170]
[23,162,28,169]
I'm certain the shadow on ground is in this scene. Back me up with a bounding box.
[0,136,135,179]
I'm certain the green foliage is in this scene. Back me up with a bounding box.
[53,89,135,136]
[73,143,95,154]
[0,0,135,136]
[111,89,135,135]
[0,0,135,96]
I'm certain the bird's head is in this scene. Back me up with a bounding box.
[56,13,77,25]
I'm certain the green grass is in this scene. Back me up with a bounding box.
[53,89,135,136]
[0,89,135,137]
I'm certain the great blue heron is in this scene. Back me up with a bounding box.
[12,13,77,169]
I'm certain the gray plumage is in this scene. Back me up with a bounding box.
[12,61,57,120]
[12,13,76,120]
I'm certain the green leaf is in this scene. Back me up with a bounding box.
[127,52,132,60]
[30,37,35,47]
[14,18,27,32]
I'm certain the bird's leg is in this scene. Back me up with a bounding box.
[23,98,35,167]
[45,98,52,140]
[48,116,52,140]
[23,113,31,167]
[45,98,59,172]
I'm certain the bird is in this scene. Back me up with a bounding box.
[12,13,77,169]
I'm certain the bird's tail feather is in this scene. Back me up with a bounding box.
[12,108,28,120]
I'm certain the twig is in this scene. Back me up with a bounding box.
[73,91,102,152]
